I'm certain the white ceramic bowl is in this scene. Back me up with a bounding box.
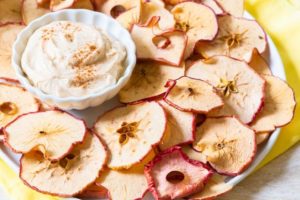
[11,9,136,110]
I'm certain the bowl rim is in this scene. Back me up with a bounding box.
[11,9,136,103]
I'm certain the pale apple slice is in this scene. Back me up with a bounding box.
[119,62,184,103]
[72,0,94,10]
[4,110,87,160]
[145,146,213,199]
[0,24,25,81]
[186,56,265,124]
[50,0,75,11]
[250,75,296,133]
[0,0,22,24]
[140,0,175,31]
[193,117,256,176]
[196,15,267,62]
[164,76,224,113]
[248,48,272,75]
[94,102,166,169]
[99,0,141,29]
[96,150,155,200]
[188,174,232,199]
[0,83,40,129]
[182,145,207,163]
[20,133,107,197]
[22,0,50,25]
[215,0,244,17]
[158,100,196,150]
[201,0,224,15]
[131,18,187,66]
[171,2,218,58]
[256,132,271,145]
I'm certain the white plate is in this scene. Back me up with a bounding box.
[0,12,285,200]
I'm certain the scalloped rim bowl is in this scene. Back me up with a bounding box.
[11,9,136,110]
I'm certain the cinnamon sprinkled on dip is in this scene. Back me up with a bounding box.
[21,21,126,97]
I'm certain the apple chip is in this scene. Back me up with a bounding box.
[186,56,265,124]
[20,133,107,197]
[72,0,94,10]
[99,0,141,29]
[0,0,22,24]
[248,49,272,75]
[131,18,187,66]
[215,0,244,17]
[0,83,39,129]
[140,0,175,30]
[94,102,166,169]
[196,15,267,62]
[159,100,196,150]
[256,132,271,145]
[50,0,75,11]
[145,146,212,199]
[76,183,108,199]
[22,0,50,25]
[193,117,256,176]
[119,62,184,103]
[250,75,296,133]
[0,24,25,81]
[188,174,232,199]
[182,145,206,163]
[171,2,218,58]
[4,110,87,160]
[164,76,224,113]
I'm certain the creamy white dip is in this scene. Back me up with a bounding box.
[21,21,126,97]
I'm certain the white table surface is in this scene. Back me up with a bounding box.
[1,143,299,200]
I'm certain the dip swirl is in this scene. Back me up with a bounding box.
[21,21,126,98]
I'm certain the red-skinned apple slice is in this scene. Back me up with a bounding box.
[50,0,75,11]
[196,15,267,62]
[0,24,25,81]
[250,75,296,133]
[96,150,155,200]
[140,0,175,31]
[164,76,224,113]
[99,0,141,29]
[145,146,213,199]
[193,117,256,176]
[256,132,271,145]
[0,83,40,129]
[20,132,107,197]
[94,102,166,169]
[158,100,196,150]
[119,62,184,103]
[4,110,87,161]
[248,48,272,75]
[171,2,218,58]
[22,0,50,25]
[215,0,244,17]
[188,174,232,200]
[0,0,22,24]
[186,56,265,124]
[131,17,187,66]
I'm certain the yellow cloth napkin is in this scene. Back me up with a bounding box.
[0,1,299,199]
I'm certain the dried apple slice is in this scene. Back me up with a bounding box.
[256,132,271,145]
[215,0,244,17]
[4,110,87,160]
[158,100,196,150]
[119,62,184,103]
[145,146,212,199]
[201,0,224,15]
[36,0,50,7]
[131,18,187,66]
[96,150,155,200]
[0,83,39,129]
[140,0,175,31]
[188,174,232,199]
[193,117,256,176]
[164,76,224,113]
[94,102,166,169]
[250,75,296,133]
[186,56,265,124]
[248,49,272,75]
[76,183,108,199]
[20,133,107,197]
[196,15,267,62]
[0,24,25,81]
[171,2,218,58]
[0,0,22,24]
[182,145,207,163]
[99,0,141,29]
[22,0,50,25]
[72,0,94,10]
[50,0,75,11]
